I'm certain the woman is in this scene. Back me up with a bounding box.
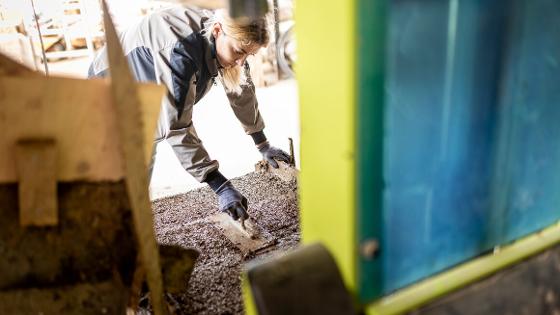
[88,6,290,224]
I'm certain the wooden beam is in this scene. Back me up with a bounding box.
[102,1,166,314]
[15,139,58,226]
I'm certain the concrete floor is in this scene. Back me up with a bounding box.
[48,57,300,200]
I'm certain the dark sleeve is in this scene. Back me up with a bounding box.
[250,130,267,145]
[205,169,228,192]
[169,41,198,111]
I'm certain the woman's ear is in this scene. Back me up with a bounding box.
[212,23,221,38]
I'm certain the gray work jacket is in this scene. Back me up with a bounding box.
[89,6,265,182]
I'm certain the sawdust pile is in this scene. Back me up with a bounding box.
[151,171,300,314]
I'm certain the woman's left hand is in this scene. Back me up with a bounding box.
[258,142,291,168]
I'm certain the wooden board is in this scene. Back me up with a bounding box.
[0,76,164,183]
[0,77,120,182]
[209,212,276,255]
[101,1,166,314]
[15,139,58,226]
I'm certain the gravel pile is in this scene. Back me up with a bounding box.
[151,171,300,314]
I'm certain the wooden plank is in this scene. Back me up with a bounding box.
[209,212,276,255]
[15,139,58,227]
[0,77,163,183]
[101,1,166,314]
[0,77,121,183]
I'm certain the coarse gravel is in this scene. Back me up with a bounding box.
[151,171,300,315]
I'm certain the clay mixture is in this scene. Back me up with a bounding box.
[151,171,300,314]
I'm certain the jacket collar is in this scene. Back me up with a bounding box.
[204,35,219,78]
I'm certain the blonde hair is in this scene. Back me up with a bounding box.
[203,10,270,94]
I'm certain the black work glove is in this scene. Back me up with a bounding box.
[258,141,291,168]
[215,181,249,221]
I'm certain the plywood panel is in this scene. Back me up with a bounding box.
[101,1,166,314]
[0,77,122,182]
[16,139,58,226]
[0,77,164,183]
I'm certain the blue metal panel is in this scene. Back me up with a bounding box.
[492,0,560,244]
[378,0,560,294]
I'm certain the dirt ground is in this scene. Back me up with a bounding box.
[151,171,300,315]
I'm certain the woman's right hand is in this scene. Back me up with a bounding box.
[215,181,250,224]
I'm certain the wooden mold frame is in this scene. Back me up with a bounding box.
[0,1,167,314]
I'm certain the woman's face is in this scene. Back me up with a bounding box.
[212,23,262,68]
